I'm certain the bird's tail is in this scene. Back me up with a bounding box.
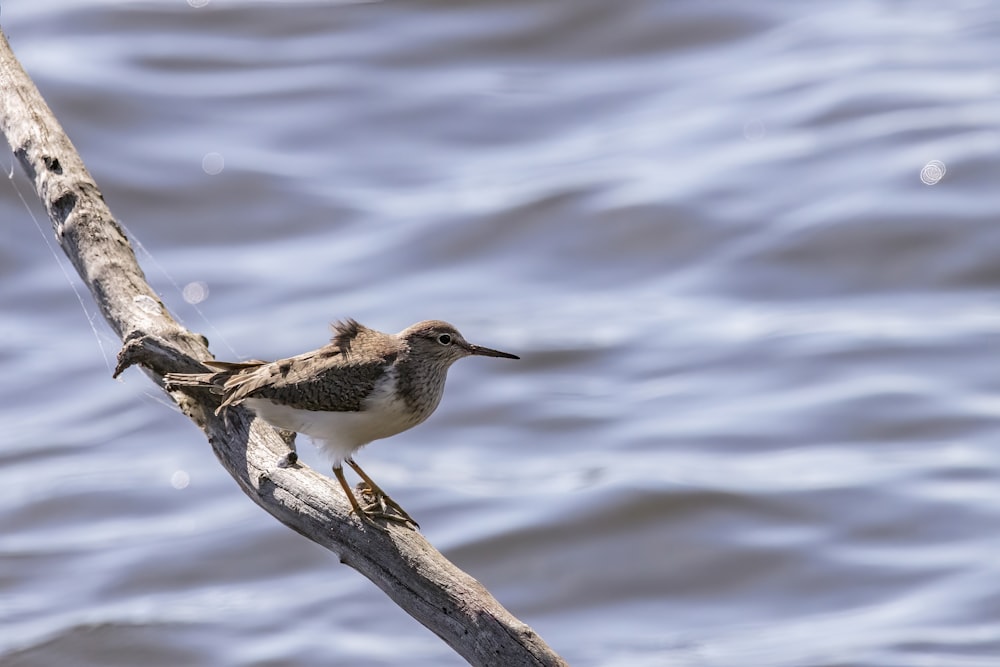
[164,371,222,391]
[164,360,267,392]
[163,372,226,402]
[165,360,270,416]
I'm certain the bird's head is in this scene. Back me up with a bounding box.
[399,320,519,368]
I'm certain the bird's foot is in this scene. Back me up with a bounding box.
[355,507,414,526]
[357,483,419,528]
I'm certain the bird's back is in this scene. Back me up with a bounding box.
[165,320,404,415]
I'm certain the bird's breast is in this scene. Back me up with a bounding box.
[239,365,442,466]
[363,365,442,430]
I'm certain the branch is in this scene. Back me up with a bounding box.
[0,28,566,667]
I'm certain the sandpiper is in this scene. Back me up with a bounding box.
[165,319,519,526]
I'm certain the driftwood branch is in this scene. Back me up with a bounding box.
[0,28,566,667]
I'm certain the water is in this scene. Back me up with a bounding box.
[2,1,999,665]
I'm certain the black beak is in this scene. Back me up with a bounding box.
[467,344,520,360]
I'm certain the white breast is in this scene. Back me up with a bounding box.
[241,367,427,466]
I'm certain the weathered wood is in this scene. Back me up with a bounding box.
[0,28,566,667]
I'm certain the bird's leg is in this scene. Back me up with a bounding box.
[333,464,414,526]
[277,428,298,466]
[346,458,419,527]
[332,465,367,517]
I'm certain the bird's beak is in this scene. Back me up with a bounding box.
[467,343,520,360]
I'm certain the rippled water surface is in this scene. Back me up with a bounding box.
[2,1,999,665]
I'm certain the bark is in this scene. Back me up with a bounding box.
[0,28,566,667]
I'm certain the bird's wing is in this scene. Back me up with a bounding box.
[164,361,268,393]
[217,345,396,413]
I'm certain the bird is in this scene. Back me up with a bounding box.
[165,319,519,526]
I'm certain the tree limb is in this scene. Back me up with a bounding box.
[0,28,566,667]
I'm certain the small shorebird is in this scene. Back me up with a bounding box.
[165,319,518,526]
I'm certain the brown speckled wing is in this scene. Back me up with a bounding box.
[218,345,396,413]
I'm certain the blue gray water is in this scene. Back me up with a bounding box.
[2,2,999,665]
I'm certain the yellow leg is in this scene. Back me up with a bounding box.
[346,458,418,527]
[332,465,365,516]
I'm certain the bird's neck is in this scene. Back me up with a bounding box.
[392,357,451,422]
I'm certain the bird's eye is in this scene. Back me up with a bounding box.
[436,333,453,346]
